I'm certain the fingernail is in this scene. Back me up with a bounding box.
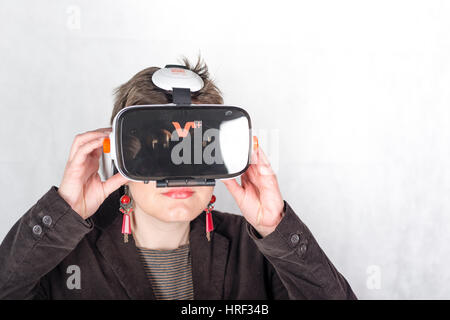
[252,136,259,151]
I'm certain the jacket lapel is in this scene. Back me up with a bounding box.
[190,210,230,300]
[94,189,155,299]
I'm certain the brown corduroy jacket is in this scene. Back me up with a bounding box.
[0,186,356,300]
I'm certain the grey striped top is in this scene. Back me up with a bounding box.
[136,243,194,300]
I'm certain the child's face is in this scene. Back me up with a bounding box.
[127,181,214,223]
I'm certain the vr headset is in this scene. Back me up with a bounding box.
[102,64,254,187]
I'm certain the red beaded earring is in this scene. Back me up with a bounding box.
[205,195,216,241]
[119,186,133,243]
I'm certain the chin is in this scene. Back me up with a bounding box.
[157,200,202,222]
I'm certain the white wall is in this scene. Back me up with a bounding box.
[1,0,450,299]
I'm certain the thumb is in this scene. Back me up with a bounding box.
[103,173,128,198]
[221,178,244,204]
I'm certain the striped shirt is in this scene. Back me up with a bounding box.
[136,243,194,300]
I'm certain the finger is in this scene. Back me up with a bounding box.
[102,173,128,198]
[250,144,259,165]
[69,131,110,162]
[71,138,104,166]
[69,128,111,161]
[245,164,261,185]
[253,161,281,191]
[221,178,245,202]
[241,170,260,197]
[246,160,280,196]
[257,146,271,166]
[92,146,103,160]
[240,171,252,188]
[255,147,275,176]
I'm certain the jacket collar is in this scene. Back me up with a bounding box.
[93,188,230,300]
[189,209,230,299]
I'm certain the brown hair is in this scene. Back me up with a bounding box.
[110,56,224,125]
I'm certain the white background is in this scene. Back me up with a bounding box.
[1,0,450,299]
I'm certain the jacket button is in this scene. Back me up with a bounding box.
[299,243,307,255]
[32,225,42,235]
[42,215,52,226]
[290,233,300,245]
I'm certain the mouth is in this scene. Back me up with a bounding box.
[161,187,195,199]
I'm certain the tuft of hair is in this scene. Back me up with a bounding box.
[110,55,223,125]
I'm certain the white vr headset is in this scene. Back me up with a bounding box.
[100,64,255,187]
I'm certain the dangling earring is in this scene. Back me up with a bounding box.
[205,195,216,242]
[119,185,133,243]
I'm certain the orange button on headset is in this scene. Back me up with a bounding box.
[103,137,110,154]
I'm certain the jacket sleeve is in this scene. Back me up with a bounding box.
[0,186,94,299]
[246,200,357,300]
